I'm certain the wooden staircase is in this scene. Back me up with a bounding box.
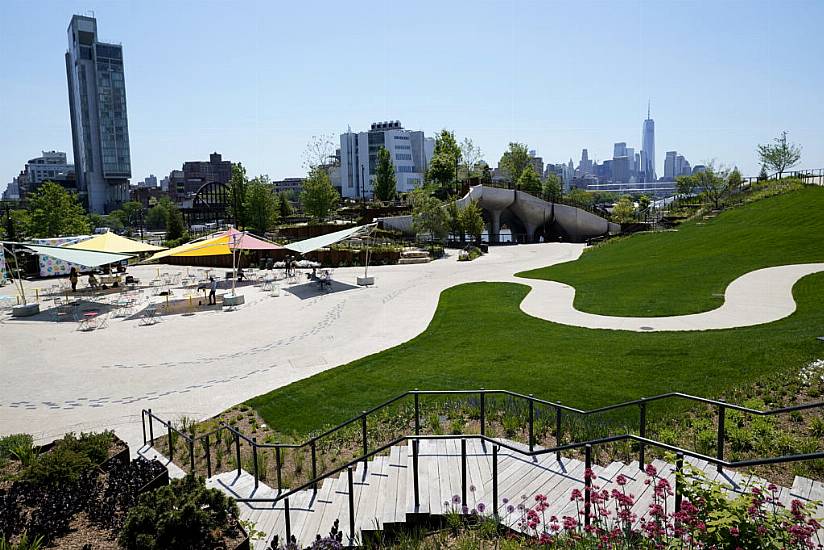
[147,438,824,549]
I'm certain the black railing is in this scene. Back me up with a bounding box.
[141,388,824,540]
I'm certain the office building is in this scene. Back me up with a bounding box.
[339,121,434,199]
[137,174,158,188]
[66,15,131,213]
[167,170,185,201]
[272,178,305,194]
[663,151,678,180]
[641,103,656,181]
[182,152,232,195]
[528,150,544,180]
[613,142,627,159]
[16,151,75,196]
[3,179,21,201]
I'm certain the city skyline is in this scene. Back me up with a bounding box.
[2,0,823,195]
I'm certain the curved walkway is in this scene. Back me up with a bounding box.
[514,262,824,332]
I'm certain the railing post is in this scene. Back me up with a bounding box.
[361,411,368,462]
[276,447,282,492]
[205,435,212,478]
[675,452,684,512]
[480,389,486,437]
[252,437,259,490]
[716,400,726,473]
[638,398,647,470]
[347,466,355,544]
[461,438,467,507]
[234,432,241,476]
[555,403,562,462]
[311,441,318,491]
[148,409,154,447]
[492,445,499,518]
[189,438,195,473]
[414,390,420,436]
[141,411,147,445]
[412,439,420,511]
[528,395,535,453]
[584,444,592,528]
[168,424,174,462]
[284,497,291,542]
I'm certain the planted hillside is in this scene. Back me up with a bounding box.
[519,185,824,316]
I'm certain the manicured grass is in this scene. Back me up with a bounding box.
[518,186,824,316]
[248,186,824,435]
[250,276,824,435]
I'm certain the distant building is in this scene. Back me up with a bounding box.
[692,165,706,174]
[2,179,21,201]
[528,150,544,180]
[663,151,678,180]
[578,149,593,175]
[339,121,434,199]
[138,174,158,188]
[130,185,166,208]
[66,15,131,213]
[182,152,232,195]
[272,178,304,194]
[167,170,185,201]
[612,156,631,183]
[613,142,627,159]
[641,103,656,181]
[16,151,76,196]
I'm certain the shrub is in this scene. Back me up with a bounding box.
[0,435,33,463]
[119,474,240,550]
[0,532,45,550]
[22,431,113,486]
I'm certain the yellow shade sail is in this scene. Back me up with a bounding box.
[67,231,165,254]
[144,229,282,262]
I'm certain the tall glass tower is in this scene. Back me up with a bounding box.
[65,15,131,213]
[641,102,656,182]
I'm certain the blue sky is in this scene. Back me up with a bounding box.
[1,0,822,192]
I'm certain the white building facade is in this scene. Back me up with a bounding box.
[339,121,434,199]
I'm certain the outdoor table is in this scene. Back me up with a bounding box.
[78,310,99,331]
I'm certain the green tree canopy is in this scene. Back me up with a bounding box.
[458,138,483,180]
[301,167,339,221]
[676,174,697,196]
[245,177,280,235]
[166,203,186,241]
[517,164,542,196]
[146,202,169,230]
[445,199,462,239]
[610,196,636,224]
[697,164,730,209]
[228,163,249,228]
[757,131,801,179]
[279,191,293,218]
[412,195,449,241]
[427,130,461,187]
[565,187,594,207]
[759,165,768,181]
[459,200,485,242]
[498,142,530,184]
[481,164,492,185]
[373,147,397,201]
[26,181,90,238]
[542,173,562,202]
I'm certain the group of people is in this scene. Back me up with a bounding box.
[68,267,100,292]
[285,255,299,277]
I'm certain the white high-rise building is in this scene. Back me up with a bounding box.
[664,151,678,180]
[641,102,656,181]
[339,121,434,199]
[66,15,131,213]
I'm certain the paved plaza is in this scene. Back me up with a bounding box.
[2,243,821,452]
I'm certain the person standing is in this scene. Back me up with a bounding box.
[208,276,218,305]
[69,267,79,292]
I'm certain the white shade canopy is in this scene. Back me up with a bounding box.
[15,243,133,267]
[284,224,376,255]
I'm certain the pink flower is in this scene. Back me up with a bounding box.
[645,463,658,477]
[616,474,628,486]
[570,488,583,501]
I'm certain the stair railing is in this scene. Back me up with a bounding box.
[141,387,824,539]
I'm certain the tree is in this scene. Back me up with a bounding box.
[611,196,636,224]
[696,163,730,209]
[459,201,485,242]
[279,191,293,219]
[565,187,594,207]
[459,138,483,180]
[88,213,124,232]
[373,147,397,201]
[301,167,339,221]
[228,163,249,228]
[166,204,186,241]
[542,173,562,202]
[427,130,461,188]
[245,177,280,235]
[758,165,768,181]
[676,174,697,197]
[302,134,337,171]
[26,181,90,238]
[498,143,530,185]
[146,203,169,230]
[516,164,542,196]
[445,199,462,240]
[638,195,651,211]
[412,195,448,241]
[728,168,742,195]
[480,164,492,185]
[757,131,801,179]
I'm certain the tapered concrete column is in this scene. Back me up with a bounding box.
[524,222,538,243]
[489,209,502,243]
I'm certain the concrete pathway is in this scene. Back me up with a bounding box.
[1,244,821,452]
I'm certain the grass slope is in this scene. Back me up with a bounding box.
[518,187,824,316]
[249,186,824,434]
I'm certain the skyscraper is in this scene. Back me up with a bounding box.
[641,102,656,182]
[66,15,131,213]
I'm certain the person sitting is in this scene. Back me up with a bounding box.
[88,272,100,290]
[237,267,245,282]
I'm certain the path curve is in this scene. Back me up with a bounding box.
[513,263,824,331]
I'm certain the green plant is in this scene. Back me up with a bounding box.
[1,434,36,467]
[810,416,824,438]
[0,532,45,550]
[119,475,240,550]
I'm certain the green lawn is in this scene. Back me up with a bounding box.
[518,187,824,316]
[248,186,824,435]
